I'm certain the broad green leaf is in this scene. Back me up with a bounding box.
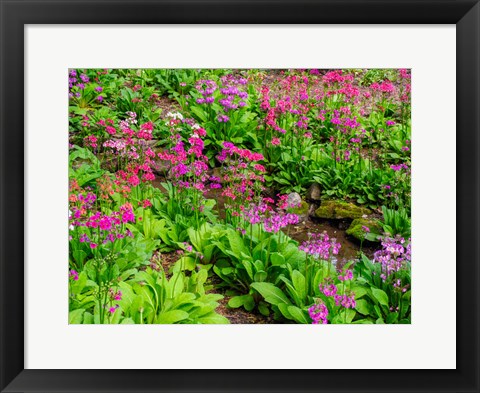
[351,286,368,299]
[258,302,270,317]
[371,288,389,307]
[352,319,374,324]
[69,309,85,324]
[82,312,94,324]
[156,310,189,324]
[270,252,286,266]
[291,270,306,302]
[120,317,135,324]
[355,299,372,316]
[287,306,309,324]
[254,271,268,282]
[190,107,207,123]
[387,312,399,324]
[197,313,230,324]
[251,282,290,306]
[277,303,293,320]
[228,294,254,310]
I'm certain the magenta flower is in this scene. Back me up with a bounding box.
[308,302,329,324]
[299,232,341,260]
[69,270,79,281]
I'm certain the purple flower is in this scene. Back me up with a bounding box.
[308,302,329,324]
[79,233,90,243]
[108,305,119,314]
[299,231,341,260]
[338,269,353,281]
[80,73,89,83]
[95,86,103,92]
[217,114,230,123]
[373,236,411,280]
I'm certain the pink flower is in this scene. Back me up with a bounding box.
[271,137,281,146]
[69,270,79,281]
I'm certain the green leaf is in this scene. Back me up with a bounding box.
[291,270,306,302]
[351,286,368,299]
[197,313,230,324]
[352,319,374,324]
[387,312,399,324]
[228,294,254,310]
[355,299,373,316]
[371,288,389,307]
[270,252,286,266]
[287,306,309,324]
[156,310,189,324]
[251,282,290,306]
[82,312,94,324]
[69,309,85,324]
[72,250,88,266]
[277,303,293,319]
[190,107,207,123]
[254,271,268,282]
[258,302,270,316]
[120,317,135,324]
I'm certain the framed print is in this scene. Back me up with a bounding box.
[1,1,479,392]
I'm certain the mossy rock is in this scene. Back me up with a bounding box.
[288,200,309,215]
[346,218,382,242]
[315,200,371,220]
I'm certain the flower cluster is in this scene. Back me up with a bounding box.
[308,302,329,324]
[299,232,341,260]
[68,69,104,102]
[263,212,299,233]
[390,163,409,172]
[320,281,356,309]
[373,236,411,281]
[157,124,210,192]
[217,74,249,114]
[217,142,266,208]
[69,269,79,281]
[195,80,217,105]
[70,202,136,249]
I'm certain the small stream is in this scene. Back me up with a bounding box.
[151,179,378,268]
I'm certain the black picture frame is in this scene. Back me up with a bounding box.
[1,1,479,392]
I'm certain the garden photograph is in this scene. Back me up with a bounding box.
[68,68,412,325]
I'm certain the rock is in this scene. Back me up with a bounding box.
[315,200,371,220]
[306,183,322,201]
[287,200,309,223]
[307,203,317,217]
[346,218,382,242]
[287,192,302,208]
[152,159,171,176]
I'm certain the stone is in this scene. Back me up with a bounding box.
[306,183,322,201]
[315,200,372,220]
[287,192,302,208]
[287,200,310,223]
[346,218,382,242]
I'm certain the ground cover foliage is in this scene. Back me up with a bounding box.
[68,68,411,324]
